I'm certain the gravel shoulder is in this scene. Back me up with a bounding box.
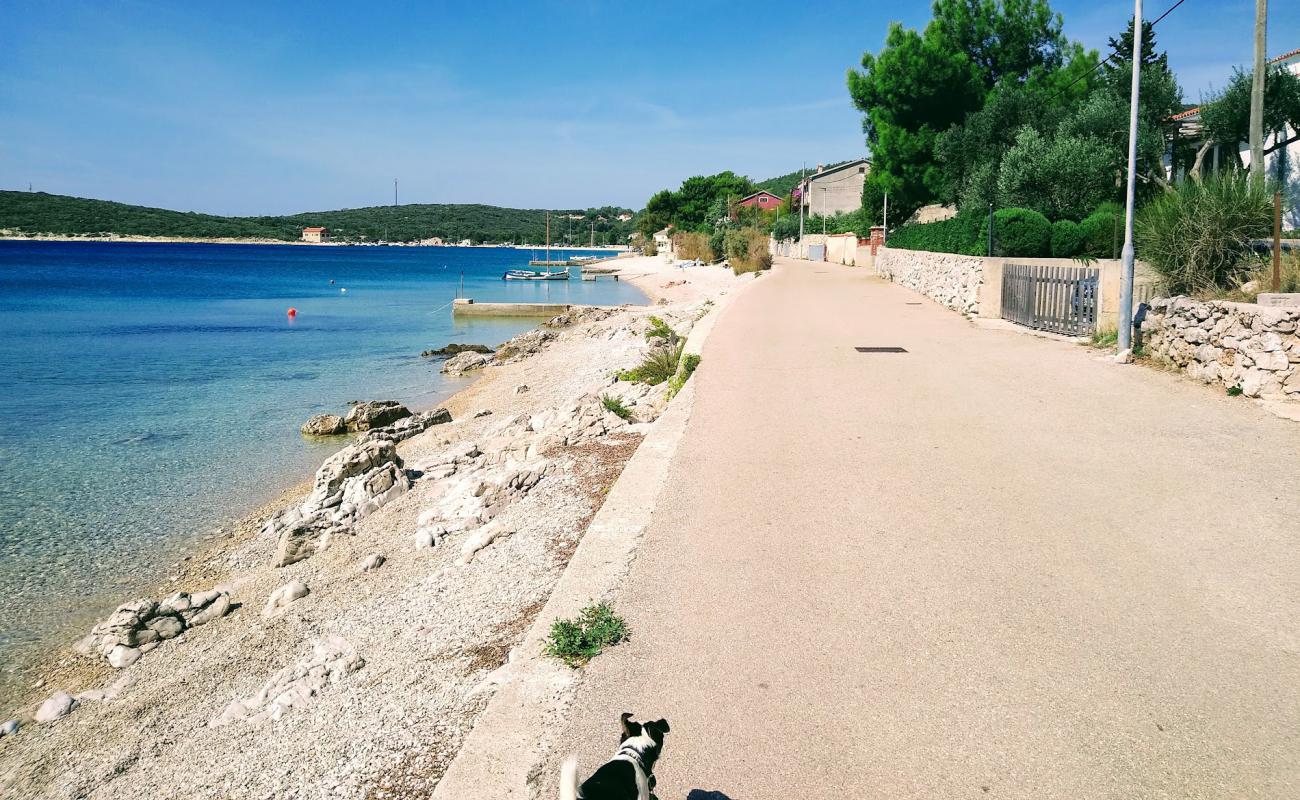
[0,255,747,799]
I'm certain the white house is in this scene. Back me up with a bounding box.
[652,227,674,256]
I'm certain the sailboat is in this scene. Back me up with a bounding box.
[505,211,571,280]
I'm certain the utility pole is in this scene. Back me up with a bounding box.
[987,203,994,256]
[1273,191,1283,292]
[1118,0,1144,353]
[1249,0,1267,181]
[798,162,806,247]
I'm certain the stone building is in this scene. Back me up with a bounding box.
[797,158,870,217]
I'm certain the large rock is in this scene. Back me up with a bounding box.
[0,719,18,737]
[492,328,558,364]
[263,580,310,617]
[421,343,493,357]
[82,588,233,667]
[303,439,402,511]
[272,512,344,568]
[344,400,411,431]
[442,351,490,374]
[357,408,453,445]
[267,437,412,567]
[301,414,346,436]
[35,691,78,724]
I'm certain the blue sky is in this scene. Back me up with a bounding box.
[1,0,1296,215]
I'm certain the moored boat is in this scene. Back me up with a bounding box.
[503,268,570,280]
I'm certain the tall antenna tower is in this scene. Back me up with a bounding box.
[394,179,398,206]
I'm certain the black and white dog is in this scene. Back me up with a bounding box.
[559,712,670,800]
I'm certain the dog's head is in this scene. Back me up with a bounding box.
[618,712,670,779]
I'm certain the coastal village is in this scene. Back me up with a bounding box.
[3,1,1300,799]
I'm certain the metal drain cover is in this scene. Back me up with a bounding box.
[855,346,908,353]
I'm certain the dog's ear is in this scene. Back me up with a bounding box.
[620,712,639,740]
[644,718,670,741]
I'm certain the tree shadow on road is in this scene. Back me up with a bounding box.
[685,791,735,800]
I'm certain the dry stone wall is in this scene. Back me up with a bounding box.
[875,247,983,316]
[1141,297,1300,398]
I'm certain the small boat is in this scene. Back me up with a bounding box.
[504,268,569,281]
[505,211,571,280]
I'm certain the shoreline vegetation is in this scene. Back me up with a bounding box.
[0,233,633,249]
[0,254,750,798]
[0,190,639,246]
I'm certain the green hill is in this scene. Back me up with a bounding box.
[0,191,638,246]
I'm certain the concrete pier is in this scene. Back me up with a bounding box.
[451,298,571,317]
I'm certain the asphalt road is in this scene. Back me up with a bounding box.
[546,259,1300,799]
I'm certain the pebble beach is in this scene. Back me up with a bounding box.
[0,254,750,799]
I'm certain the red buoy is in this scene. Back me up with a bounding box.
[287,307,297,318]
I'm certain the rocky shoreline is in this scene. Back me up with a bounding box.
[0,255,747,798]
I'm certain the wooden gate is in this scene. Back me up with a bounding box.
[1000,263,1099,336]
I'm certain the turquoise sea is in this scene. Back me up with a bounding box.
[0,241,645,702]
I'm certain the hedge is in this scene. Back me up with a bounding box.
[1078,202,1121,258]
[979,208,1051,257]
[886,204,1117,258]
[886,211,983,255]
[1050,220,1084,258]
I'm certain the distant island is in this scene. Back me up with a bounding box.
[0,191,639,246]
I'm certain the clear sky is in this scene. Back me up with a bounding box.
[1,0,1296,215]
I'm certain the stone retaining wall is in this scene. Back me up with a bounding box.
[1141,297,1300,398]
[875,247,983,316]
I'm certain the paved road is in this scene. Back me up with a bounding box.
[548,259,1300,799]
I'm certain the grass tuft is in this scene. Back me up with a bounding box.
[644,316,679,345]
[667,353,701,399]
[618,342,684,386]
[545,603,629,667]
[1226,385,1244,397]
[1089,327,1119,349]
[601,394,632,420]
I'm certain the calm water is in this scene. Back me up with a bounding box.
[0,241,643,699]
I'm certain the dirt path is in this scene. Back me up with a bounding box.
[544,258,1300,799]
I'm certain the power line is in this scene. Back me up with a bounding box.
[1046,0,1188,104]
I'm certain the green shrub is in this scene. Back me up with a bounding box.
[545,603,628,667]
[667,353,701,399]
[996,127,1120,221]
[1134,174,1273,294]
[980,208,1051,257]
[1050,220,1084,258]
[618,342,684,386]
[725,228,771,273]
[644,316,679,345]
[601,394,632,420]
[1078,202,1122,258]
[708,227,726,261]
[886,211,984,255]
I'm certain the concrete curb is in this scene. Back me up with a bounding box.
[431,282,745,799]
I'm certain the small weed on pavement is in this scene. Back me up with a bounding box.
[546,603,629,667]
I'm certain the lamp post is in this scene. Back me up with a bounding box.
[1118,0,1143,353]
